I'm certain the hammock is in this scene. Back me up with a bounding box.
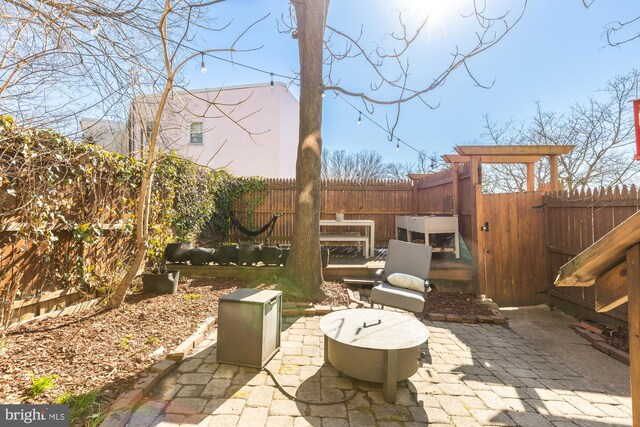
[230,212,281,243]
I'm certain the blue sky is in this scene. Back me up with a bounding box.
[185,0,640,164]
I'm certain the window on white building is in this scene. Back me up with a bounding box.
[190,122,204,144]
[140,121,154,147]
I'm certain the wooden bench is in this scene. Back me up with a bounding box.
[319,232,369,257]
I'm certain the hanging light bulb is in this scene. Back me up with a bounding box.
[396,138,400,151]
[90,21,100,37]
[357,111,362,126]
[200,53,207,74]
[270,73,275,91]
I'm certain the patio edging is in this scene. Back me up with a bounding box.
[282,300,508,325]
[100,316,218,427]
[572,323,630,366]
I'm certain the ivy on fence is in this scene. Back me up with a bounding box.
[0,116,264,327]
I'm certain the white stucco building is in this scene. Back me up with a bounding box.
[80,118,129,155]
[130,82,299,178]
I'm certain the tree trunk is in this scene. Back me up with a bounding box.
[282,0,328,301]
[106,165,154,308]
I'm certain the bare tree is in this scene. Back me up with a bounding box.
[1,1,265,307]
[581,1,640,46]
[107,1,264,308]
[385,152,448,180]
[482,70,640,193]
[0,1,164,133]
[321,149,387,180]
[321,149,446,180]
[281,0,526,298]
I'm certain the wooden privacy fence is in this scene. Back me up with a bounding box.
[232,175,475,245]
[544,186,640,325]
[415,163,473,244]
[234,179,416,244]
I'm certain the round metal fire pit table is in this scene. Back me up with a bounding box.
[319,308,429,402]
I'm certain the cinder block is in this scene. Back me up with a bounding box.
[476,315,493,324]
[134,372,161,394]
[592,341,613,355]
[314,305,332,314]
[446,314,463,323]
[151,359,176,376]
[100,409,131,427]
[609,348,630,365]
[461,315,477,324]
[282,308,300,317]
[111,389,144,411]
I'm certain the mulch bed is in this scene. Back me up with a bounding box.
[604,327,629,353]
[0,278,349,407]
[426,291,495,317]
[0,278,242,405]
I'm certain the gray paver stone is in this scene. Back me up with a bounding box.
[201,378,231,398]
[508,411,554,427]
[149,413,185,426]
[180,413,211,426]
[372,404,412,422]
[247,385,275,407]
[470,409,516,426]
[266,415,295,427]
[321,417,349,427]
[451,416,482,426]
[347,410,376,426]
[293,416,322,427]
[206,414,239,426]
[176,385,205,398]
[178,359,203,373]
[177,373,211,385]
[164,397,208,415]
[204,398,245,415]
[269,399,306,416]
[309,403,347,418]
[129,400,166,426]
[436,395,471,417]
[238,406,269,427]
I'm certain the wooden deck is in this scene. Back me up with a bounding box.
[174,245,472,290]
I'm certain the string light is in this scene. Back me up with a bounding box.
[90,21,100,37]
[200,53,207,74]
[270,72,275,91]
[183,50,426,156]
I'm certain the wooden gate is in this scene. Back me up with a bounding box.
[479,192,546,306]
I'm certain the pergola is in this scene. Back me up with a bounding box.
[440,145,575,217]
[447,144,575,192]
[555,211,640,425]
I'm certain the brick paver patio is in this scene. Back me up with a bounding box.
[129,315,632,426]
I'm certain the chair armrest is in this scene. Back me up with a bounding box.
[375,268,384,279]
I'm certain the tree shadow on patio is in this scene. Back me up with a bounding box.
[419,320,632,426]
